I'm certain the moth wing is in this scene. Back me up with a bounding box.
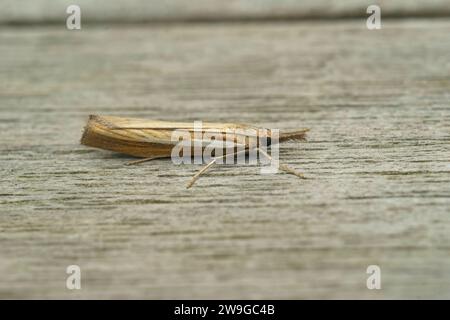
[93,115,261,134]
[88,115,265,148]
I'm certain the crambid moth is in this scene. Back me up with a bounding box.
[81,115,308,188]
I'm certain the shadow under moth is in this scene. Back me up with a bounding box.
[80,115,308,188]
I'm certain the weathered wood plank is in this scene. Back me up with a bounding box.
[1,0,450,24]
[1,20,450,299]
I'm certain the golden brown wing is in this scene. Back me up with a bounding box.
[81,115,265,158]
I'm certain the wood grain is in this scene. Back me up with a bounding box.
[1,20,450,299]
[2,0,450,24]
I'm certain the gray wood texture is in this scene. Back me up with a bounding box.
[1,0,450,24]
[1,19,450,298]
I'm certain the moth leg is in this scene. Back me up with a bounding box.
[186,158,218,189]
[256,147,306,179]
[125,157,158,166]
[186,149,247,189]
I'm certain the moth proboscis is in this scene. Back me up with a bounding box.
[80,115,309,188]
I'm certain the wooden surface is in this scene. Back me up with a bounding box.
[1,19,450,299]
[2,0,450,24]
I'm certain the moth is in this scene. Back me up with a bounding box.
[81,115,308,188]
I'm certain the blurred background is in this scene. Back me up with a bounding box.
[1,0,450,23]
